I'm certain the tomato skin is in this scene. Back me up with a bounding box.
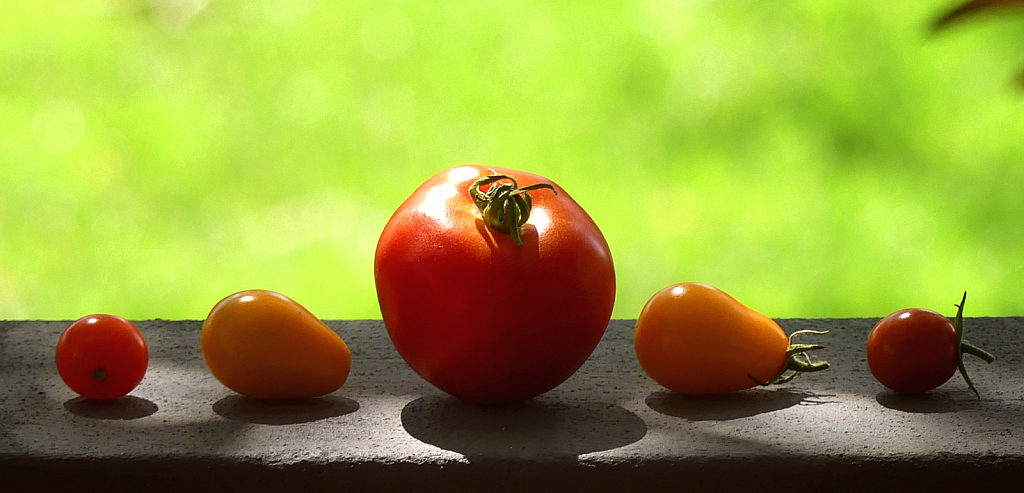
[55,315,149,400]
[201,290,351,399]
[374,165,615,404]
[867,309,959,394]
[633,283,790,394]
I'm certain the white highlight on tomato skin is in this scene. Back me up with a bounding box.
[239,295,255,304]
[448,166,481,183]
[671,285,685,297]
[417,184,458,224]
[530,208,551,236]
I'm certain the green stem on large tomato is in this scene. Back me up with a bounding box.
[470,173,557,246]
[954,291,996,400]
[749,330,831,386]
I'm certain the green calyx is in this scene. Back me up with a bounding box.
[749,330,831,387]
[470,173,557,246]
[954,291,996,399]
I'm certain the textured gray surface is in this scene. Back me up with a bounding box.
[2,318,1023,492]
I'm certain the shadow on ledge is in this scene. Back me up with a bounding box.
[875,390,980,414]
[401,395,646,461]
[64,396,158,420]
[213,395,359,425]
[646,388,824,421]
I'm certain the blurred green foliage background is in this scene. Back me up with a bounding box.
[2,0,1023,320]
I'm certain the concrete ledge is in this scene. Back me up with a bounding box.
[2,318,1023,492]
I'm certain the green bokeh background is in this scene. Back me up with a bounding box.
[2,0,1022,320]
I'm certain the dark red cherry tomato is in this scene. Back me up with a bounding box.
[866,293,994,397]
[56,315,149,400]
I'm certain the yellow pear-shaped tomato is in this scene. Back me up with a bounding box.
[201,290,351,399]
[634,283,828,394]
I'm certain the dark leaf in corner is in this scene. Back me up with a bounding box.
[933,0,1024,32]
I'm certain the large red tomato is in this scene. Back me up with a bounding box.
[375,165,615,404]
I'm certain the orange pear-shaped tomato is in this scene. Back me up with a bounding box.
[634,283,828,394]
[201,290,351,399]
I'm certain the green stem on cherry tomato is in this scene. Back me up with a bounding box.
[470,173,557,246]
[962,343,996,363]
[749,330,831,386]
[953,291,995,399]
[92,368,107,381]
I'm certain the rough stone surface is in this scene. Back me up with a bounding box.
[2,318,1023,492]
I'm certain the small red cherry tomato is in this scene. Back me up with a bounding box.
[866,293,994,397]
[56,315,149,400]
[866,309,959,394]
